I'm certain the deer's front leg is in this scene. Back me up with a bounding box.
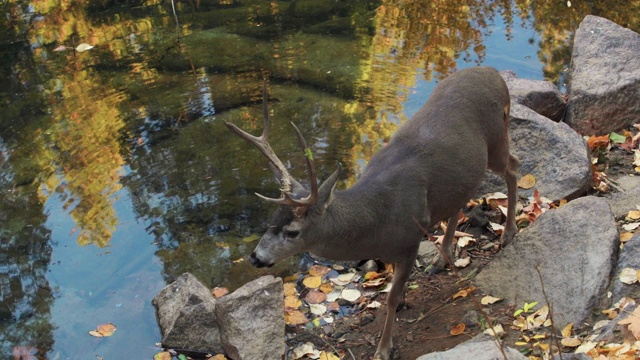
[431,214,458,271]
[373,253,416,360]
[500,154,519,246]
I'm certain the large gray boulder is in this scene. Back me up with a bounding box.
[416,338,527,360]
[565,15,640,135]
[215,275,284,360]
[478,104,591,201]
[152,273,223,353]
[501,70,566,122]
[475,196,619,328]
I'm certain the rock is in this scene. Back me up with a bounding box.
[607,233,640,308]
[152,273,223,353]
[605,184,640,218]
[565,15,640,135]
[552,354,591,360]
[475,196,618,328]
[214,275,284,360]
[478,104,592,201]
[416,338,527,360]
[501,70,566,122]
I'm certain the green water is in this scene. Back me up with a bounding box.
[1,0,638,358]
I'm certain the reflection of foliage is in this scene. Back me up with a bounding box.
[514,0,640,84]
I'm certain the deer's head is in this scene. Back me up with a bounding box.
[224,84,339,267]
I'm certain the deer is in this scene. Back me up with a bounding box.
[224,66,519,360]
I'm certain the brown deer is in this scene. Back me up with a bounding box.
[224,66,519,360]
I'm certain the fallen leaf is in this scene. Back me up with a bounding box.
[89,323,116,337]
[212,287,228,298]
[450,323,465,336]
[308,265,331,277]
[587,134,610,149]
[453,286,475,299]
[367,301,382,309]
[304,290,327,304]
[53,45,67,52]
[610,131,627,143]
[210,355,228,360]
[362,277,386,288]
[285,295,302,309]
[330,272,355,286]
[284,282,297,296]
[302,275,322,289]
[561,336,582,348]
[318,282,334,293]
[483,323,504,337]
[457,236,475,247]
[622,222,640,231]
[292,342,319,359]
[628,210,640,220]
[153,352,172,360]
[561,323,573,337]
[618,306,640,339]
[326,290,341,302]
[454,257,471,268]
[620,267,639,284]
[319,351,340,360]
[309,303,327,316]
[242,234,260,243]
[75,43,94,52]
[340,288,361,302]
[575,340,597,353]
[364,271,382,280]
[481,295,502,305]
[621,232,635,243]
[517,173,536,189]
[489,222,504,234]
[285,310,308,325]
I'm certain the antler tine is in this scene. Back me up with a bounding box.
[288,122,318,206]
[223,81,293,195]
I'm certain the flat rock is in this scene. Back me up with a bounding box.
[565,15,640,135]
[607,233,640,308]
[215,275,284,360]
[152,273,223,353]
[478,104,591,201]
[475,196,618,328]
[501,70,566,122]
[605,183,640,218]
[416,338,527,360]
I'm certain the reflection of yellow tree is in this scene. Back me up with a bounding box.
[514,0,640,83]
[38,67,127,247]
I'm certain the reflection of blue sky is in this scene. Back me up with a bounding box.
[45,189,164,359]
[405,17,544,119]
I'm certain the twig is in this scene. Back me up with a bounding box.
[535,265,562,360]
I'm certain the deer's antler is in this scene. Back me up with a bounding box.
[224,82,318,208]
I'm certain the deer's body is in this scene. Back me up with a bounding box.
[225,66,519,360]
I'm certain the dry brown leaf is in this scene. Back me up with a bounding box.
[628,210,640,220]
[97,323,116,336]
[304,290,327,304]
[618,306,640,339]
[153,352,172,360]
[318,282,334,293]
[453,286,476,299]
[364,271,382,280]
[319,351,340,360]
[450,323,465,336]
[212,287,228,298]
[561,323,573,337]
[210,354,228,360]
[517,173,536,189]
[587,134,610,149]
[621,232,635,243]
[308,265,331,277]
[561,336,582,348]
[481,295,501,305]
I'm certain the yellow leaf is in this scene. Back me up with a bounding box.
[319,351,340,360]
[284,295,302,309]
[364,271,382,280]
[561,323,573,337]
[285,310,308,325]
[620,232,635,243]
[210,355,228,360]
[450,323,465,336]
[308,265,331,277]
[628,210,640,220]
[153,352,172,360]
[517,173,536,189]
[536,342,550,351]
[302,275,322,289]
[318,283,334,293]
[283,282,297,296]
[618,306,640,339]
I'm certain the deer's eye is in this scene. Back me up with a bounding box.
[284,230,300,238]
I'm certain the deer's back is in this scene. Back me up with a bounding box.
[360,67,509,225]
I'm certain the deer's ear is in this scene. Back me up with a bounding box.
[317,164,341,209]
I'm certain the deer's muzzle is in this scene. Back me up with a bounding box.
[249,252,273,268]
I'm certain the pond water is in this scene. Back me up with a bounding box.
[1,1,639,358]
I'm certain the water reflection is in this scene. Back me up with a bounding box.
[2,0,640,358]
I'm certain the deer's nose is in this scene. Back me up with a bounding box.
[249,252,273,268]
